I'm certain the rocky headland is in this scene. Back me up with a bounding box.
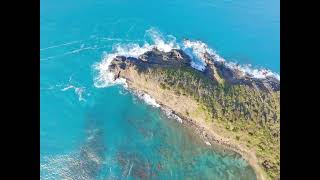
[108,47,280,180]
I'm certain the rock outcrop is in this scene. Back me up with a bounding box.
[108,48,280,180]
[110,48,279,93]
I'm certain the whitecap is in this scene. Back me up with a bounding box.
[162,107,183,124]
[136,92,160,108]
[145,28,179,52]
[93,28,179,88]
[93,28,279,89]
[182,39,214,71]
[181,39,280,80]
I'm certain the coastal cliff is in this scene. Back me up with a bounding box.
[108,47,280,180]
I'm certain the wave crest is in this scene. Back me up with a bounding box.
[93,28,179,88]
[93,28,279,88]
[136,91,161,108]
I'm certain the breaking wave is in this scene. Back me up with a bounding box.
[93,28,179,88]
[136,91,161,108]
[92,27,279,126]
[182,39,214,71]
[182,39,280,80]
[135,91,184,124]
[162,107,183,124]
[93,28,279,89]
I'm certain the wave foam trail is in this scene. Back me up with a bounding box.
[61,85,86,101]
[40,40,84,51]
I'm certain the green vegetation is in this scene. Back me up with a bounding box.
[148,65,280,179]
[160,82,166,90]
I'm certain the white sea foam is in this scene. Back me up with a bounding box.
[145,28,179,52]
[94,28,279,89]
[205,141,211,146]
[93,28,178,88]
[40,45,102,61]
[119,88,129,96]
[182,39,280,80]
[162,107,183,123]
[93,28,279,129]
[133,90,184,124]
[136,92,160,108]
[234,64,280,80]
[93,52,128,88]
[93,42,157,88]
[101,37,123,41]
[182,40,214,71]
[40,40,84,51]
[61,85,86,102]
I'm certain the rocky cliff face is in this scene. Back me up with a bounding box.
[108,47,280,180]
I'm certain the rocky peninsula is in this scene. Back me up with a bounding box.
[108,47,280,180]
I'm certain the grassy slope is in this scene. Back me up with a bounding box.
[142,65,280,179]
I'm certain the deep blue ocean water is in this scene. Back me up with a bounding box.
[40,0,279,179]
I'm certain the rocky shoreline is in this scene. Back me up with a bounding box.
[161,104,266,180]
[108,47,280,180]
[129,87,266,180]
[109,47,280,93]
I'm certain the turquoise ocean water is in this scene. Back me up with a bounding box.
[40,0,279,179]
